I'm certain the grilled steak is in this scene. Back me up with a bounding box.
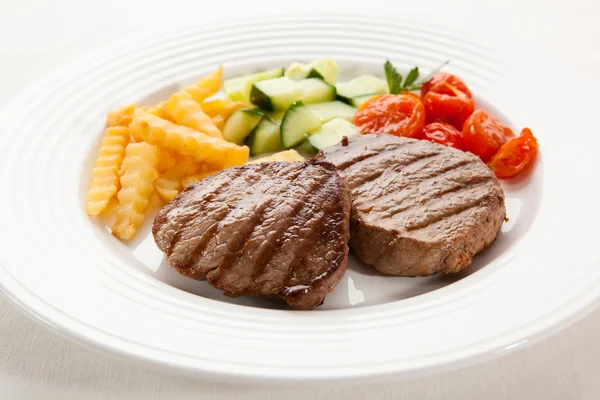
[313,134,506,276]
[152,161,351,310]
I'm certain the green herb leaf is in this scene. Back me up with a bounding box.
[417,60,450,87]
[383,60,450,93]
[403,67,420,87]
[384,60,403,94]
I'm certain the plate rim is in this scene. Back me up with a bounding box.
[1,13,599,383]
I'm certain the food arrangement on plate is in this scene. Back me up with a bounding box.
[86,57,539,310]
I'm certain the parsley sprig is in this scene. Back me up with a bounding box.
[384,60,450,94]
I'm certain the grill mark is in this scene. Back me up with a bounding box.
[165,169,242,256]
[249,199,307,284]
[405,200,482,232]
[283,210,330,291]
[354,158,479,211]
[165,165,260,266]
[207,164,311,286]
[398,179,495,231]
[404,157,475,181]
[335,140,413,170]
[247,167,321,283]
[343,140,438,171]
[351,151,442,199]
[176,220,222,279]
[346,168,386,190]
[208,197,277,286]
[282,174,336,290]
[382,180,474,221]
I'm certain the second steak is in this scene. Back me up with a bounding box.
[314,134,506,276]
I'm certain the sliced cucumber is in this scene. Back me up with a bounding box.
[306,101,357,123]
[280,102,323,149]
[349,93,380,107]
[309,57,338,85]
[284,58,338,85]
[250,77,302,111]
[265,111,285,122]
[222,108,264,145]
[224,68,284,102]
[246,118,283,156]
[285,62,311,80]
[308,118,361,150]
[337,75,388,103]
[299,78,336,104]
[294,139,318,158]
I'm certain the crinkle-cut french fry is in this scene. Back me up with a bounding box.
[111,142,160,241]
[129,106,174,142]
[155,157,201,203]
[181,169,219,188]
[157,148,178,173]
[184,65,222,103]
[86,126,130,215]
[146,104,173,121]
[133,108,249,168]
[128,118,143,142]
[162,92,222,138]
[201,99,250,120]
[106,105,139,127]
[248,149,306,164]
[211,115,224,131]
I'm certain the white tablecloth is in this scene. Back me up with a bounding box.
[1,1,599,398]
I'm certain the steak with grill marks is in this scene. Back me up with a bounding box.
[313,133,506,276]
[152,161,351,310]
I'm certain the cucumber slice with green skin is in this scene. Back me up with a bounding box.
[222,108,264,145]
[299,78,337,104]
[280,102,323,149]
[294,139,318,158]
[224,68,284,102]
[308,118,361,150]
[306,69,324,80]
[250,77,303,111]
[309,57,338,85]
[246,118,283,156]
[306,101,357,123]
[285,58,338,84]
[251,78,335,112]
[349,93,380,107]
[337,75,389,103]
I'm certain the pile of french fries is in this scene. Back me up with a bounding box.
[86,66,304,241]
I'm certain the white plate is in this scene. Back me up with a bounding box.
[0,15,599,384]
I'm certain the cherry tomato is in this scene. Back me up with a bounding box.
[420,122,463,149]
[421,72,473,99]
[354,94,425,138]
[461,109,514,161]
[488,128,539,178]
[423,83,475,129]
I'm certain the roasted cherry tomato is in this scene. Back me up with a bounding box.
[423,83,475,130]
[420,122,463,149]
[421,72,473,99]
[354,94,425,138]
[461,109,514,161]
[488,128,538,178]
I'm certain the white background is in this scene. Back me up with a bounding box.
[1,0,599,398]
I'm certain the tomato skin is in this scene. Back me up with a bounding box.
[423,89,475,130]
[461,109,514,161]
[488,128,538,178]
[354,94,425,138]
[420,122,463,149]
[421,72,473,99]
